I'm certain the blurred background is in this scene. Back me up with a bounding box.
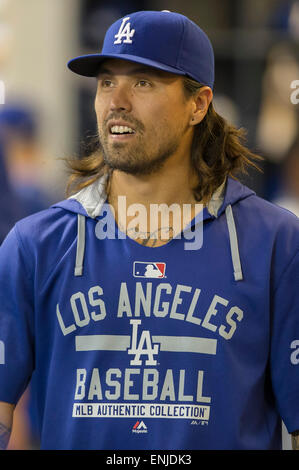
[1,0,298,451]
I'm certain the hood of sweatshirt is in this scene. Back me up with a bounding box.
[52,175,256,282]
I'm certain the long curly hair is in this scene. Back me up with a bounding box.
[65,77,263,203]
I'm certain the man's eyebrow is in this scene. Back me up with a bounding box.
[97,65,167,78]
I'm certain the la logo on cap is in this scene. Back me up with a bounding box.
[114,17,135,44]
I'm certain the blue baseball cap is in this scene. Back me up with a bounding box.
[67,10,215,89]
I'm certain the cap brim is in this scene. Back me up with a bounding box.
[67,53,187,78]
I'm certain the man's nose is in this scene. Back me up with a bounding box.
[109,84,133,113]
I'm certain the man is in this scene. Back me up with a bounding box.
[0,10,298,450]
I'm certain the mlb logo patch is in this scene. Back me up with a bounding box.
[133,262,166,278]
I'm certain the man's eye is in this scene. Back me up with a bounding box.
[136,80,151,87]
[101,79,113,87]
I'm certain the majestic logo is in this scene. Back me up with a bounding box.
[127,320,159,366]
[133,262,166,279]
[132,420,148,433]
[114,17,135,44]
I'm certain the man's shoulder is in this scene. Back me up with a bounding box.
[225,177,298,231]
[237,189,299,232]
[235,192,299,263]
[14,203,78,248]
[16,204,67,230]
[253,193,297,217]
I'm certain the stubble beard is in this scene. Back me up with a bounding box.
[98,120,182,176]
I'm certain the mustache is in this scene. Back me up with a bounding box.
[103,113,145,133]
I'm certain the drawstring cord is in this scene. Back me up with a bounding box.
[74,214,86,276]
[225,204,243,281]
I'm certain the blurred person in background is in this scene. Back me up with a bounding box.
[274,136,299,217]
[256,0,299,203]
[0,105,51,219]
[0,140,25,244]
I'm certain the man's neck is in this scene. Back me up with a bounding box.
[108,164,199,204]
[107,168,203,247]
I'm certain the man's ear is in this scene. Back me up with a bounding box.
[190,86,213,126]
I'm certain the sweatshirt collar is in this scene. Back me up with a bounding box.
[69,174,227,219]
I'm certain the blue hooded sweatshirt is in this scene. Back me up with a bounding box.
[0,175,298,450]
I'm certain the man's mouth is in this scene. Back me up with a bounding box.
[110,125,135,135]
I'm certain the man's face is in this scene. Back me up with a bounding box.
[94,59,195,176]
